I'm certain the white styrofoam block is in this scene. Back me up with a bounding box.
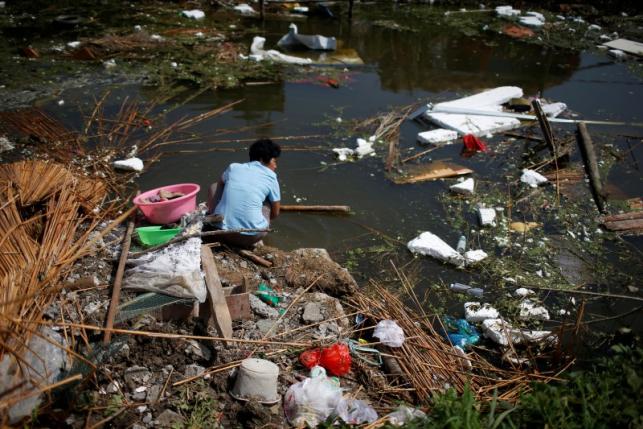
[407,232,464,266]
[514,287,535,297]
[181,9,205,19]
[496,6,520,17]
[608,49,626,59]
[233,4,256,14]
[482,319,555,346]
[520,169,548,187]
[424,86,524,136]
[67,41,81,48]
[355,138,374,158]
[332,148,354,161]
[588,24,601,31]
[417,129,458,145]
[519,16,545,27]
[113,157,144,172]
[450,178,475,195]
[478,207,496,226]
[542,102,567,118]
[525,11,545,21]
[603,38,643,56]
[464,249,488,265]
[464,302,499,322]
[519,300,550,321]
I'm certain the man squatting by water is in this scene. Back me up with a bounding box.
[207,139,281,248]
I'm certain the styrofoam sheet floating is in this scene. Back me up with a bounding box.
[417,128,458,145]
[602,38,643,56]
[423,86,524,136]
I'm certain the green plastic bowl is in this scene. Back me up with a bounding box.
[135,226,182,246]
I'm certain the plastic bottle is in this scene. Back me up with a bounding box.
[456,235,467,254]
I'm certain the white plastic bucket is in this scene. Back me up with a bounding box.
[230,358,280,404]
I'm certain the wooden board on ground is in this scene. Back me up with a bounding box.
[600,210,643,234]
[392,161,473,184]
[602,39,643,56]
[200,245,233,344]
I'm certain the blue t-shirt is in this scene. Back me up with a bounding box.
[214,161,280,232]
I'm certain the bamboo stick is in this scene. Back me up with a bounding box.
[280,205,351,213]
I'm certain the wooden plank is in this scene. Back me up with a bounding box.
[603,218,643,232]
[103,200,137,344]
[238,249,273,267]
[393,161,473,184]
[280,204,351,213]
[601,211,643,223]
[200,245,233,344]
[577,123,606,214]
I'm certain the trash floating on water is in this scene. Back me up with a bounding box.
[496,5,521,17]
[463,249,488,264]
[421,86,524,136]
[602,38,643,56]
[393,161,473,184]
[477,207,496,226]
[464,302,499,322]
[509,221,540,233]
[233,3,256,15]
[450,282,484,298]
[518,300,550,321]
[443,316,480,349]
[277,23,336,51]
[514,287,535,297]
[241,37,312,65]
[417,128,458,145]
[482,319,555,346]
[332,138,375,161]
[181,9,205,20]
[113,157,143,172]
[520,169,548,187]
[407,231,465,266]
[450,178,475,195]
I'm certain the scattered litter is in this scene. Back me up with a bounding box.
[608,49,627,60]
[336,398,378,424]
[417,128,458,145]
[241,37,312,65]
[332,148,354,161]
[103,58,116,69]
[503,24,535,39]
[588,24,602,31]
[463,249,488,265]
[443,316,480,349]
[464,302,499,322]
[495,6,520,17]
[450,178,475,195]
[519,15,545,27]
[332,138,374,161]
[422,86,524,136]
[407,231,465,266]
[299,343,352,376]
[256,282,280,306]
[509,221,539,233]
[514,287,535,298]
[284,366,342,427]
[450,283,484,298]
[462,134,488,154]
[134,24,142,32]
[67,41,81,49]
[150,34,164,41]
[602,38,643,56]
[0,136,15,153]
[113,157,143,172]
[477,207,496,226]
[230,358,280,404]
[520,169,548,187]
[541,101,567,118]
[393,161,473,184]
[277,23,336,51]
[386,405,427,426]
[482,319,555,346]
[233,4,256,15]
[181,9,205,20]
[373,320,405,347]
[518,300,550,321]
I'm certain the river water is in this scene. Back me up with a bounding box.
[48,5,642,328]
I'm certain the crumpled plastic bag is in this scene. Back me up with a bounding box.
[386,405,427,426]
[373,320,405,347]
[336,398,378,424]
[283,367,342,427]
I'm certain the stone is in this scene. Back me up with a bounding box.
[124,366,152,390]
[184,364,206,379]
[156,409,185,428]
[256,319,277,336]
[302,302,324,323]
[147,384,162,403]
[0,136,15,153]
[249,294,279,319]
[184,339,212,361]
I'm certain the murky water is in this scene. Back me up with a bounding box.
[48,5,642,326]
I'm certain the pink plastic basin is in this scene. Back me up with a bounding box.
[133,183,200,225]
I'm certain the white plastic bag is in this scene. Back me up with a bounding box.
[386,405,426,426]
[373,320,405,347]
[336,398,378,424]
[283,367,342,427]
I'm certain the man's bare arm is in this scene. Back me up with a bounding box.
[270,201,280,219]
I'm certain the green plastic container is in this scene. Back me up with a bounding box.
[135,226,182,246]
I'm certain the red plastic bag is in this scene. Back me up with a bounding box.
[462,134,488,155]
[299,348,321,369]
[319,343,352,376]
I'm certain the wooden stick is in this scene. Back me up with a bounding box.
[280,205,351,213]
[103,200,137,344]
[237,249,273,267]
[577,123,606,213]
[200,245,233,346]
[526,286,643,302]
[400,146,440,164]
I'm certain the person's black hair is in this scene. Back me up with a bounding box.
[249,138,281,164]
